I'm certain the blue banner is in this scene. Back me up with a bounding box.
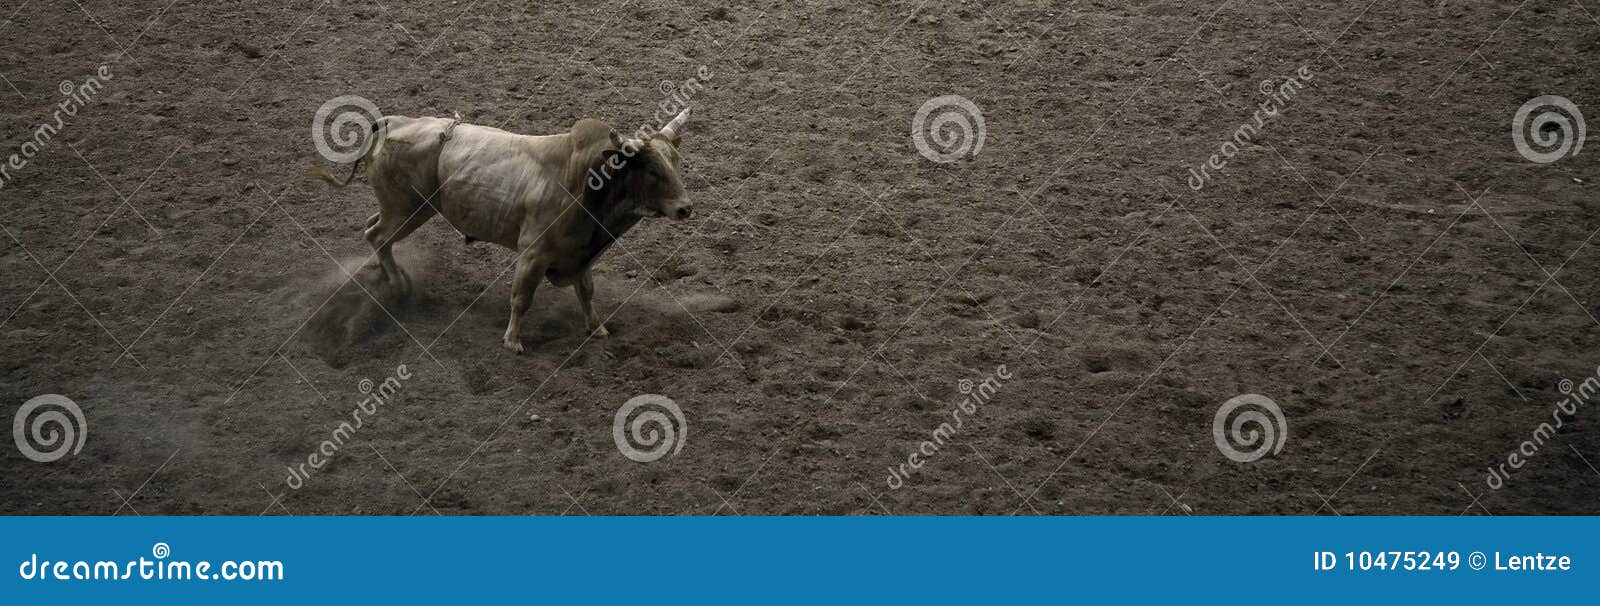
[3,517,1593,604]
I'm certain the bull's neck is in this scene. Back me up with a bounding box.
[588,193,642,239]
[575,194,643,267]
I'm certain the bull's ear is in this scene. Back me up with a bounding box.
[659,108,689,145]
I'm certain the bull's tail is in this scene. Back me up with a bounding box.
[306,158,362,187]
[306,118,387,188]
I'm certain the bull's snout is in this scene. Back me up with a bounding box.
[661,199,692,221]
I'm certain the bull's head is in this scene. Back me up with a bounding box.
[604,109,693,221]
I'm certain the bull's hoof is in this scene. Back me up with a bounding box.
[590,324,610,339]
[375,269,408,294]
[502,338,525,354]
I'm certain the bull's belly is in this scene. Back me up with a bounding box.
[433,154,551,249]
[544,266,584,286]
[543,254,597,285]
[438,195,523,249]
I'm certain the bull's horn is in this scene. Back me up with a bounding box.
[661,108,690,140]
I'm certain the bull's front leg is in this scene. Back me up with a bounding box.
[573,269,608,338]
[502,251,546,354]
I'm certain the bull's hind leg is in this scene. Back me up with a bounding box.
[364,195,436,290]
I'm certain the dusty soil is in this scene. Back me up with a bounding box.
[3,0,1599,515]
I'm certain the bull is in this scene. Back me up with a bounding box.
[312,109,694,353]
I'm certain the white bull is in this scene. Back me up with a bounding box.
[313,109,693,353]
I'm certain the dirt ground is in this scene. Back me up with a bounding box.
[3,0,1599,515]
